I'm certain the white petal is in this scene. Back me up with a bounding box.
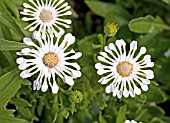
[141,84,148,91]
[16,57,25,64]
[20,70,31,78]
[134,85,141,95]
[41,82,48,92]
[64,76,74,86]
[68,35,75,44]
[131,120,137,123]
[33,81,36,90]
[32,31,41,40]
[117,90,122,99]
[146,62,154,67]
[72,52,82,59]
[97,69,105,75]
[52,82,59,94]
[143,55,151,62]
[100,52,108,57]
[116,39,125,47]
[95,63,103,69]
[18,63,29,70]
[124,120,131,123]
[23,3,29,8]
[36,82,41,90]
[108,43,117,51]
[23,37,34,46]
[105,85,112,93]
[113,87,118,97]
[129,89,135,98]
[143,70,154,79]
[130,41,137,50]
[123,88,129,98]
[72,70,82,78]
[140,47,147,54]
[21,48,31,54]
[141,79,150,85]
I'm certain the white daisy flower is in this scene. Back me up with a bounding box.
[124,120,142,123]
[16,31,82,94]
[95,39,154,98]
[20,0,72,39]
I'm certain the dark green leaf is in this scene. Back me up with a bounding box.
[85,1,131,18]
[10,97,32,108]
[145,85,167,103]
[155,58,170,84]
[0,2,24,38]
[0,38,28,51]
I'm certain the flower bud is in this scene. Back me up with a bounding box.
[69,90,83,103]
[104,22,118,37]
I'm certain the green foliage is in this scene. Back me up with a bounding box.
[0,39,28,51]
[129,15,170,33]
[0,0,169,123]
[0,2,24,39]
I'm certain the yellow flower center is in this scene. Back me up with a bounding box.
[40,9,53,23]
[117,61,133,77]
[43,52,58,68]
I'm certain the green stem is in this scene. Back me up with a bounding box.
[103,34,107,47]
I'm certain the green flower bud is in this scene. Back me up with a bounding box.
[60,108,70,119]
[70,90,83,103]
[104,22,118,37]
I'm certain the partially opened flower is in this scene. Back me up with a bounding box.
[20,0,72,39]
[124,120,142,123]
[16,32,82,94]
[95,39,154,98]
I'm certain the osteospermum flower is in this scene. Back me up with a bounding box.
[20,0,72,39]
[16,32,82,94]
[95,39,154,98]
[124,120,142,123]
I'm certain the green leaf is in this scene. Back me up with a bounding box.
[145,85,167,103]
[0,117,25,123]
[147,106,165,117]
[0,69,23,108]
[99,112,107,123]
[0,23,15,65]
[0,38,28,51]
[138,32,170,59]
[104,11,129,27]
[85,1,131,18]
[3,0,20,18]
[18,107,35,121]
[37,102,44,116]
[129,15,170,33]
[116,105,127,123]
[0,2,24,38]
[155,58,170,84]
[0,109,15,117]
[162,0,170,5]
[10,97,32,108]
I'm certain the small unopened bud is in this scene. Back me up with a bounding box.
[104,22,118,37]
[69,90,83,103]
[60,108,69,119]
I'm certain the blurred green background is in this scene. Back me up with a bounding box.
[0,0,170,123]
